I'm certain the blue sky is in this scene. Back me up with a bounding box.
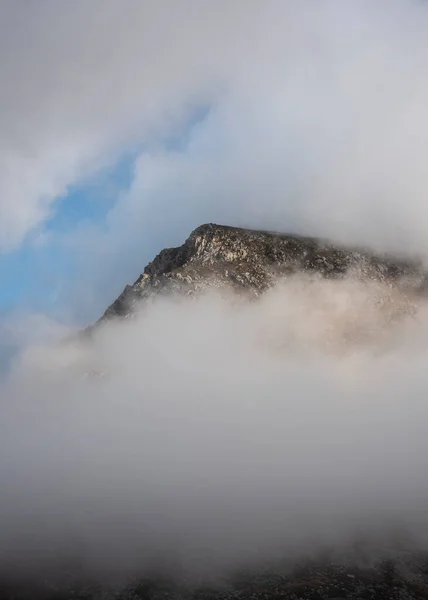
[0,105,211,324]
[0,156,134,316]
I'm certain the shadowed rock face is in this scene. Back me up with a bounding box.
[97,223,428,324]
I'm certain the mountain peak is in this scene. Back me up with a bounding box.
[95,223,427,325]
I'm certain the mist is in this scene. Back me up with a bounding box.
[2,276,428,583]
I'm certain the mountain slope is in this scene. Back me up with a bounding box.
[97,223,428,324]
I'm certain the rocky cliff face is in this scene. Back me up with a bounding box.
[97,223,428,324]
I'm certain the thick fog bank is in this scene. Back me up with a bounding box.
[1,276,428,580]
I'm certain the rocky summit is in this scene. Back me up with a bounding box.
[96,223,428,325]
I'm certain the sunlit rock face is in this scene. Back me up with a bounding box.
[97,223,428,324]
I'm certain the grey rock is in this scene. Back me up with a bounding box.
[91,223,428,328]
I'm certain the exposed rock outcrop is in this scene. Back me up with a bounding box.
[96,223,428,324]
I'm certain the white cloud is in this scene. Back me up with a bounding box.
[3,0,428,257]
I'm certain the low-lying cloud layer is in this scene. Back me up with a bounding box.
[2,277,428,582]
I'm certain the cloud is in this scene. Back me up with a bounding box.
[3,0,428,259]
[2,277,428,582]
[0,0,267,249]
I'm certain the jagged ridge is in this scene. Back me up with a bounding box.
[98,223,428,323]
